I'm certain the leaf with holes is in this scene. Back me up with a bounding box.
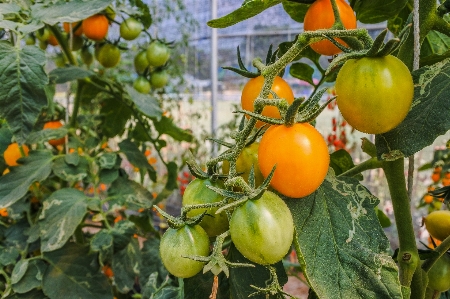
[0,42,48,143]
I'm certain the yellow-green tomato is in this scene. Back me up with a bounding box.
[133,76,151,94]
[222,142,264,187]
[97,44,121,68]
[182,179,228,237]
[424,210,450,241]
[146,41,170,67]
[160,224,210,278]
[134,51,149,74]
[150,70,169,89]
[335,55,414,134]
[230,191,294,265]
[120,17,143,41]
[426,253,450,292]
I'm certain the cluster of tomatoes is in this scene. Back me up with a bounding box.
[27,7,170,93]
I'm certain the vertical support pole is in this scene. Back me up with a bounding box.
[210,0,218,157]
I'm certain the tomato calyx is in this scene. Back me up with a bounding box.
[153,204,206,229]
[326,26,411,75]
[249,266,293,298]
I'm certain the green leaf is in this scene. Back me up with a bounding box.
[142,272,182,299]
[207,0,281,28]
[0,42,48,144]
[281,1,310,23]
[184,271,229,299]
[165,161,178,191]
[38,188,88,252]
[153,116,193,142]
[134,0,152,29]
[12,259,47,294]
[290,62,315,85]
[0,3,21,14]
[26,126,68,145]
[0,246,20,267]
[140,237,168,285]
[4,219,30,250]
[112,239,141,293]
[126,86,163,120]
[119,139,156,181]
[52,156,89,181]
[286,171,402,299]
[228,244,288,299]
[330,149,362,180]
[0,150,53,208]
[97,153,118,169]
[375,60,450,159]
[387,4,411,36]
[111,220,136,251]
[42,243,112,299]
[5,289,49,299]
[100,96,132,138]
[31,0,113,25]
[375,207,392,228]
[350,0,409,23]
[107,176,154,210]
[49,66,94,84]
[90,229,114,263]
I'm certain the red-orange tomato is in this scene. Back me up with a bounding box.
[304,0,357,56]
[48,35,58,46]
[82,15,109,41]
[241,76,295,128]
[63,22,83,36]
[43,120,65,146]
[258,123,329,198]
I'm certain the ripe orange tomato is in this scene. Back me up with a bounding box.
[241,76,295,128]
[43,120,65,146]
[303,0,357,56]
[4,143,30,167]
[82,14,109,41]
[63,22,83,36]
[47,35,58,46]
[258,123,329,198]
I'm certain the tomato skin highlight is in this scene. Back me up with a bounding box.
[182,179,229,237]
[82,14,109,41]
[303,0,357,56]
[335,55,414,134]
[160,224,210,278]
[258,123,329,198]
[241,76,295,128]
[229,191,294,265]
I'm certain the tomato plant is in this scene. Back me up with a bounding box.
[335,55,414,134]
[146,41,171,67]
[241,75,295,128]
[82,14,109,41]
[182,178,229,237]
[96,44,121,68]
[229,191,294,265]
[160,224,210,278]
[258,123,329,198]
[120,17,143,41]
[303,0,357,56]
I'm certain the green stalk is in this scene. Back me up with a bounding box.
[47,25,77,66]
[382,159,419,288]
[337,157,382,178]
[70,80,83,127]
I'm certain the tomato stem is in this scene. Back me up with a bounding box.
[329,0,345,30]
[337,157,382,178]
[382,158,419,288]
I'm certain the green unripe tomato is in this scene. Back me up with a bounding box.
[81,47,94,66]
[230,191,294,265]
[54,54,67,68]
[160,224,210,278]
[426,253,450,292]
[146,41,170,67]
[39,40,48,50]
[97,44,121,68]
[25,35,35,45]
[35,28,50,42]
[222,142,264,188]
[134,51,149,74]
[150,70,169,89]
[120,18,143,41]
[182,179,229,237]
[133,76,151,94]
